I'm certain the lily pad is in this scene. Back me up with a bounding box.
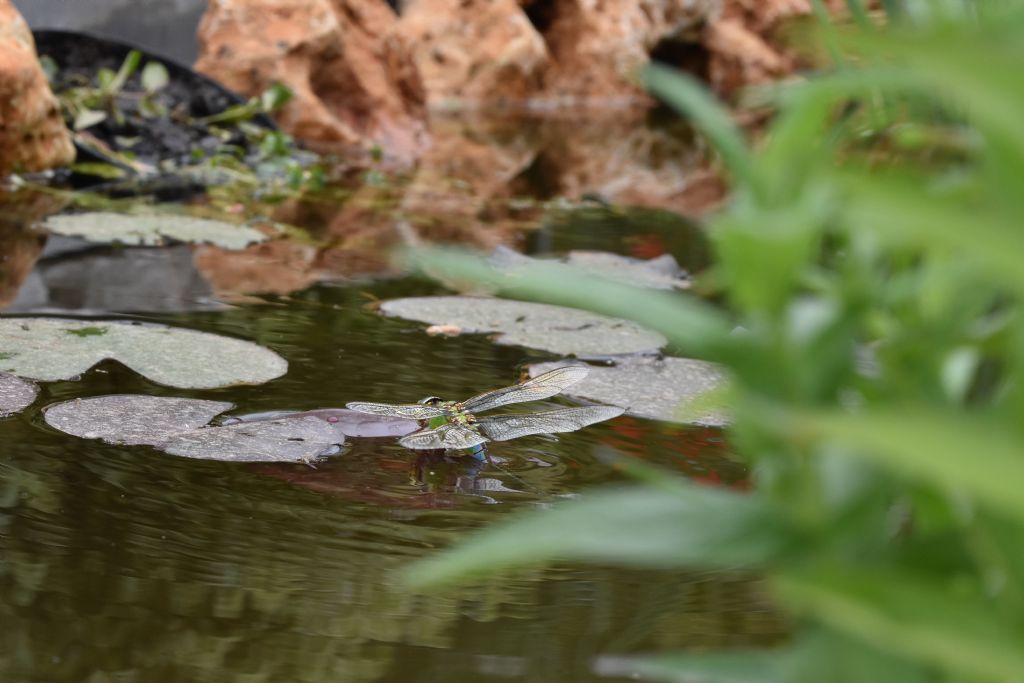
[0,373,38,417]
[42,212,267,250]
[43,395,344,462]
[0,318,287,389]
[229,408,418,439]
[162,417,342,463]
[43,395,233,445]
[379,297,666,356]
[529,357,728,426]
[489,246,690,290]
[564,251,690,290]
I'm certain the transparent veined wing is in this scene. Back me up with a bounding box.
[460,365,590,414]
[345,401,449,420]
[399,423,489,450]
[476,405,624,441]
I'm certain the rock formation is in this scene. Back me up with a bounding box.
[0,0,75,176]
[195,0,428,162]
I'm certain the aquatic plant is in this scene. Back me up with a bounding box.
[404,2,1024,681]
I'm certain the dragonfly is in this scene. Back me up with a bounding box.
[345,366,624,451]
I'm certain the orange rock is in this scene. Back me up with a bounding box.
[0,0,75,176]
[195,0,429,162]
[400,0,548,108]
[401,0,718,109]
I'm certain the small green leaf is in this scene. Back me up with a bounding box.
[260,82,294,112]
[73,108,108,131]
[140,61,169,93]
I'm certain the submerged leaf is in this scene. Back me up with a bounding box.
[0,373,38,418]
[42,212,267,250]
[529,358,727,426]
[0,318,287,389]
[380,296,666,356]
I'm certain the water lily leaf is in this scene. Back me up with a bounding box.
[0,318,287,389]
[379,297,666,356]
[487,247,691,291]
[43,395,234,445]
[565,251,691,290]
[162,417,341,463]
[43,395,344,462]
[0,373,38,417]
[42,212,267,250]
[529,357,727,426]
[233,408,419,439]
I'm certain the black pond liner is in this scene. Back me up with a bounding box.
[33,29,278,196]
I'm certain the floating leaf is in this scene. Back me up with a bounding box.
[233,408,419,439]
[162,417,341,463]
[43,395,344,463]
[488,247,691,290]
[43,395,233,446]
[42,212,267,250]
[0,373,38,418]
[379,297,666,356]
[73,108,108,131]
[0,318,287,389]
[529,358,727,426]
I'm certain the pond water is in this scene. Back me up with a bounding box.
[0,120,784,681]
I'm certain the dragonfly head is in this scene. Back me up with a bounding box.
[418,396,445,406]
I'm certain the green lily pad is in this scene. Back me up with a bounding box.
[0,318,287,389]
[43,395,344,462]
[379,297,666,356]
[0,373,38,417]
[42,212,267,249]
[529,357,727,426]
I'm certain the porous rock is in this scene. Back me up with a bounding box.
[195,0,428,161]
[0,0,75,175]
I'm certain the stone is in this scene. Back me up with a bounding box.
[0,0,75,175]
[400,0,548,108]
[195,0,428,162]
[400,0,719,109]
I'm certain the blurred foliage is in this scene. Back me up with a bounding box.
[403,1,1024,681]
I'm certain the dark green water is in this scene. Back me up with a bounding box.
[0,204,783,681]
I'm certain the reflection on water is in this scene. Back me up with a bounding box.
[0,112,780,681]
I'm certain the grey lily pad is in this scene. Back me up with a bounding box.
[42,212,267,250]
[489,246,690,290]
[43,395,234,445]
[0,373,38,417]
[230,408,419,439]
[162,417,342,463]
[379,296,666,356]
[43,395,344,462]
[564,251,690,290]
[529,357,728,426]
[0,318,287,389]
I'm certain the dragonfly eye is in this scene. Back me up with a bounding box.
[418,396,444,406]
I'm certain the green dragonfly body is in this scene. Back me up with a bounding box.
[346,366,624,451]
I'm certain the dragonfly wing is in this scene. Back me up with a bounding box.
[476,405,624,441]
[460,365,591,413]
[345,401,448,420]
[399,423,489,450]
